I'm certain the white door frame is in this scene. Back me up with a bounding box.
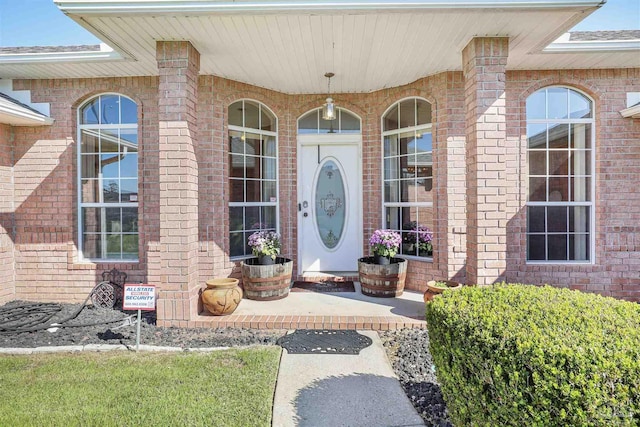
[297,133,363,275]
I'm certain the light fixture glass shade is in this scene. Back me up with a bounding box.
[322,97,336,120]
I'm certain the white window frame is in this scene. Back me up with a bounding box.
[77,93,139,262]
[526,86,596,264]
[381,97,434,261]
[228,99,279,260]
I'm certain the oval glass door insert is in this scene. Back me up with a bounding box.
[315,159,346,249]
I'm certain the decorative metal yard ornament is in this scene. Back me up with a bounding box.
[322,72,336,121]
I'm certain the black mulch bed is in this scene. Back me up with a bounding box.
[0,300,284,349]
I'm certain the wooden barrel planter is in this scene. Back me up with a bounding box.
[358,257,407,298]
[241,257,293,301]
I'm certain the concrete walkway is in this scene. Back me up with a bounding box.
[272,331,425,427]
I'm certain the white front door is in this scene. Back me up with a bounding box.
[298,136,362,273]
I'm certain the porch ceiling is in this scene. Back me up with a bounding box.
[1,1,625,93]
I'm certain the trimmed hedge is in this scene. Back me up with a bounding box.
[425,284,640,426]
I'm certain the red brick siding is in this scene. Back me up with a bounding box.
[0,123,15,304]
[505,68,640,301]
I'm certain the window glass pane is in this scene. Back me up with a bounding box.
[103,180,120,203]
[400,132,415,155]
[246,206,260,230]
[569,90,591,119]
[101,154,120,178]
[244,101,260,129]
[120,129,138,150]
[262,181,276,202]
[82,208,102,233]
[82,99,99,124]
[82,234,102,258]
[417,177,433,203]
[229,232,245,257]
[415,131,432,155]
[569,234,589,261]
[548,234,568,260]
[101,129,119,153]
[570,150,591,176]
[228,101,244,127]
[120,154,138,178]
[570,123,591,149]
[230,207,244,231]
[81,155,99,179]
[385,207,402,230]
[122,235,138,259]
[246,156,260,179]
[402,155,416,179]
[528,151,546,175]
[527,206,545,232]
[385,180,399,203]
[527,124,547,149]
[548,87,568,119]
[416,208,434,257]
[400,179,415,203]
[229,131,243,153]
[384,135,399,157]
[263,158,277,180]
[262,206,277,229]
[298,110,318,133]
[570,177,590,202]
[246,180,260,202]
[384,104,399,131]
[528,177,546,201]
[528,234,546,260]
[416,100,432,126]
[81,129,99,153]
[526,90,546,120]
[340,110,360,132]
[81,179,99,203]
[548,150,569,176]
[229,179,244,202]
[547,206,567,232]
[548,124,569,149]
[399,99,416,128]
[319,116,335,134]
[106,234,122,259]
[569,207,589,232]
[120,179,138,203]
[263,136,276,157]
[548,177,568,201]
[229,155,244,178]
[384,158,395,180]
[122,207,138,232]
[100,95,120,125]
[244,133,261,156]
[120,97,137,124]
[105,207,121,232]
[261,107,275,132]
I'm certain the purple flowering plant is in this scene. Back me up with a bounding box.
[369,229,402,258]
[248,230,281,260]
[416,225,433,253]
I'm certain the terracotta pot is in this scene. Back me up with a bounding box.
[202,278,242,315]
[423,280,463,303]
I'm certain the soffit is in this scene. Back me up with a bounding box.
[3,3,635,93]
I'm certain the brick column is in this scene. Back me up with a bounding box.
[151,41,201,325]
[462,38,508,286]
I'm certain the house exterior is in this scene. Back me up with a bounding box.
[0,0,638,327]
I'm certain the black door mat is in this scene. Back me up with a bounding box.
[290,281,355,293]
[277,330,372,354]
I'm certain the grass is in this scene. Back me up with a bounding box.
[0,347,281,427]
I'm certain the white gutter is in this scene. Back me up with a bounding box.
[0,44,122,64]
[620,104,640,119]
[56,0,605,15]
[545,40,640,53]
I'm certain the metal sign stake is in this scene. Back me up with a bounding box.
[136,309,142,351]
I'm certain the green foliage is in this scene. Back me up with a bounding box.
[0,347,281,427]
[425,284,640,427]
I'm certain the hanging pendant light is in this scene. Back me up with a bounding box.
[322,72,336,121]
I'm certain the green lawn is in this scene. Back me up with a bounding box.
[0,347,281,427]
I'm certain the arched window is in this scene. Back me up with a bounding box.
[228,100,278,258]
[298,107,360,134]
[382,98,433,259]
[526,86,594,262]
[78,94,138,260]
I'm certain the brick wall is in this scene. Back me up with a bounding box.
[505,68,640,301]
[0,123,15,304]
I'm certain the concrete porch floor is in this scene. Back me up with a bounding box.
[191,282,427,330]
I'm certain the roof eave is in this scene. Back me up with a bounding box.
[55,0,605,15]
[620,104,640,119]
